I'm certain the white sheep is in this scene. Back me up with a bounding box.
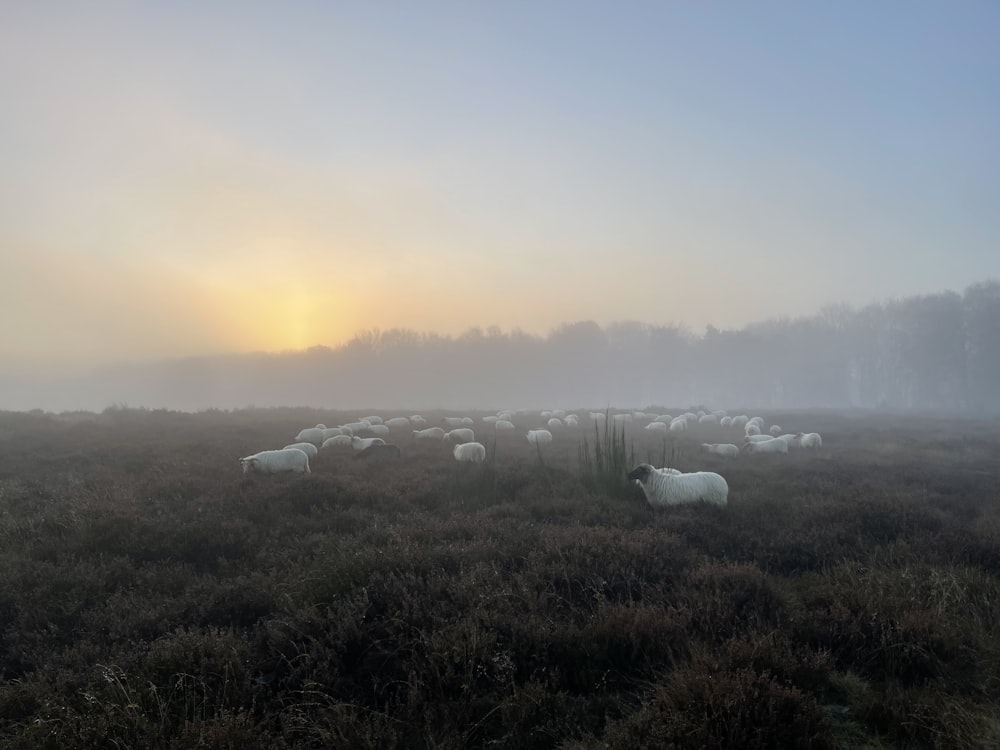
[612,413,633,423]
[342,421,370,433]
[589,412,607,422]
[482,415,499,423]
[367,424,390,436]
[497,411,514,421]
[526,429,553,445]
[384,417,410,428]
[720,416,733,427]
[776,433,802,448]
[627,463,728,508]
[410,415,427,425]
[360,415,383,425]
[741,438,789,454]
[563,414,579,426]
[321,427,345,440]
[769,425,782,436]
[547,418,563,429]
[453,441,487,463]
[315,424,326,430]
[745,434,777,443]
[669,418,687,432]
[745,422,761,437]
[748,417,765,429]
[540,410,552,418]
[294,427,326,445]
[552,409,566,418]
[701,443,739,457]
[352,436,386,451]
[495,420,516,431]
[732,415,749,427]
[413,427,445,441]
[654,414,673,424]
[645,421,669,433]
[444,417,466,427]
[445,428,476,443]
[698,414,719,425]
[322,435,353,448]
[283,442,319,458]
[799,432,822,449]
[240,448,310,475]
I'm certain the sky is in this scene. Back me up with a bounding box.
[2,1,998,376]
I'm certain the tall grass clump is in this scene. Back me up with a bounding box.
[578,414,633,498]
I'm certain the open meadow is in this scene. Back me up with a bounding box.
[1,407,999,748]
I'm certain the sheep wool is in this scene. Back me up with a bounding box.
[453,442,487,463]
[322,435,353,448]
[352,436,386,451]
[526,429,553,445]
[799,432,822,449]
[701,443,739,457]
[283,442,319,458]
[741,438,789,454]
[627,464,728,508]
[445,428,476,443]
[294,427,326,445]
[413,427,446,441]
[240,449,311,475]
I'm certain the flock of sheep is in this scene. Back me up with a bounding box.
[238,407,824,510]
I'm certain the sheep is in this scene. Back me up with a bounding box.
[552,409,566,418]
[769,425,782,436]
[497,411,514,421]
[495,420,516,431]
[547,418,563,429]
[698,414,719,425]
[612,413,633,423]
[354,443,401,461]
[240,448,310,475]
[482,415,499,423]
[720,416,733,427]
[745,422,762,437]
[799,432,822,449]
[367,424,390,436]
[322,435,353,448]
[654,414,673,423]
[701,443,740,457]
[360,415,383,425]
[745,434,777,443]
[626,463,728,508]
[669,418,687,432]
[283,442,319,458]
[645,421,669,433]
[410,415,427,425]
[563,414,579,426]
[589,412,607,422]
[732,415,749,427]
[711,410,728,418]
[460,417,474,426]
[741,438,789,454]
[315,424,326,430]
[444,417,466,427]
[540,410,552,419]
[321,427,345,440]
[748,417,765,429]
[776,433,802,448]
[445,428,476,443]
[453,441,487,463]
[342,421,370,433]
[294,427,325,445]
[352,436,386,451]
[384,417,410,428]
[413,427,445,441]
[526,429,553,445]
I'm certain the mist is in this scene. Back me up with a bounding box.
[4,281,998,414]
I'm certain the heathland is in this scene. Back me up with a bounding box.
[0,407,998,748]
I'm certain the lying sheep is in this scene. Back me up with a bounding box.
[445,428,476,443]
[352,436,386,451]
[240,448,310,475]
[283,442,319,458]
[701,443,739,457]
[741,437,788,454]
[526,429,553,445]
[322,435,353,448]
[453,441,487,463]
[413,427,446,441]
[354,443,401,461]
[627,463,728,507]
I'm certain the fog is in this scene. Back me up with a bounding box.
[4,281,998,414]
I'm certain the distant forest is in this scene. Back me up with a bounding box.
[11,281,1000,413]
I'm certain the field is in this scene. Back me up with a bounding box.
[1,407,999,749]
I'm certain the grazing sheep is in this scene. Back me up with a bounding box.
[552,410,566,418]
[654,414,673,423]
[540,410,552,419]
[482,415,499,423]
[627,463,728,508]
[745,434,777,443]
[322,435,353,448]
[645,421,669,433]
[526,429,553,445]
[342,421,370,433]
[240,449,310,475]
[564,414,579,426]
[769,425,782,436]
[352,436,386,451]
[367,424,390,436]
[413,427,446,441]
[701,443,740,457]
[360,415,383,425]
[410,415,427,426]
[497,411,514,421]
[460,417,474,426]
[613,413,633,423]
[453,441,487,463]
[384,417,410,428]
[745,422,761,437]
[669,418,687,432]
[294,427,326,445]
[445,428,476,443]
[495,420,516,431]
[698,414,719,425]
[776,433,802,448]
[547,418,563,429]
[741,438,789,454]
[354,443,401,461]
[732,415,749,427]
[444,417,466,427]
[799,432,822,449]
[589,412,607,422]
[283,442,319,458]
[321,427,345,440]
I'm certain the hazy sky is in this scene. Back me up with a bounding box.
[2,2,998,375]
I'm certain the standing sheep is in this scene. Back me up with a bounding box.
[741,438,789,454]
[240,449,310,475]
[352,436,386,451]
[701,443,740,457]
[445,428,476,443]
[453,442,487,463]
[283,442,319,458]
[495,420,516,431]
[799,432,822,449]
[526,429,553,445]
[626,464,728,507]
[413,427,446,441]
